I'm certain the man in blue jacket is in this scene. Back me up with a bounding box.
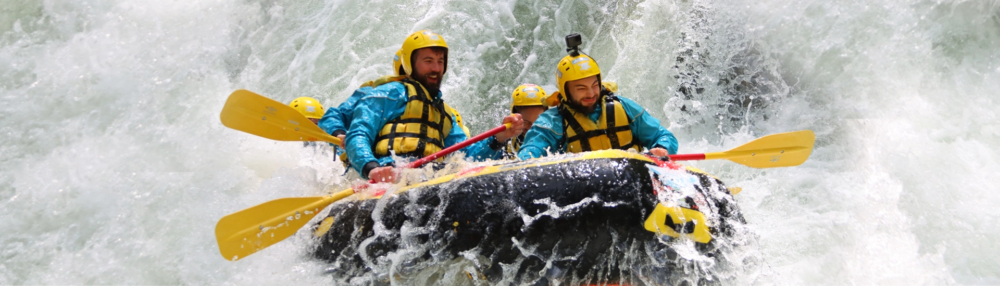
[319,49,472,150]
[517,34,677,160]
[346,31,523,182]
[318,49,406,148]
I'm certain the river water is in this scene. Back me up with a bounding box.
[1,0,998,284]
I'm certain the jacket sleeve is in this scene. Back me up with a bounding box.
[317,106,345,136]
[516,108,565,160]
[318,88,366,136]
[619,97,679,154]
[345,85,406,177]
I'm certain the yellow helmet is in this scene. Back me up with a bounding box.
[544,33,602,107]
[510,84,546,113]
[400,30,449,76]
[392,49,405,76]
[289,97,324,119]
[553,54,601,104]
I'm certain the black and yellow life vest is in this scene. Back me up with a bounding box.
[360,75,406,88]
[504,133,525,158]
[559,93,640,153]
[373,78,455,160]
[339,75,468,164]
[336,75,412,165]
[449,106,470,137]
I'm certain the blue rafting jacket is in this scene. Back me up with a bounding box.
[317,87,372,159]
[516,95,678,160]
[345,81,503,178]
[318,87,371,137]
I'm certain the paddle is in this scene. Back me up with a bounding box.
[215,118,512,261]
[220,89,343,146]
[214,189,355,261]
[667,130,815,168]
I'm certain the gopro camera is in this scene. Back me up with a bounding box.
[565,33,582,56]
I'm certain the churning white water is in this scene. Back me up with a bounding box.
[1,0,998,284]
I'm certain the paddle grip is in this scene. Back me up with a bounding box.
[667,153,706,161]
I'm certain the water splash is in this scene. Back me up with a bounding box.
[2,0,999,284]
[310,153,755,284]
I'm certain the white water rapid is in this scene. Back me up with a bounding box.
[1,0,997,284]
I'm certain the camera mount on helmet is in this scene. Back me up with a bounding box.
[565,33,582,57]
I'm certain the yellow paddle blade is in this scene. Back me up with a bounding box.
[220,90,341,145]
[705,130,815,168]
[215,189,354,261]
[728,187,743,195]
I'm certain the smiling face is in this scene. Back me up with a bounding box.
[410,47,447,91]
[565,75,601,113]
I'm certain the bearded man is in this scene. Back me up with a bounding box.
[517,34,677,160]
[345,30,523,182]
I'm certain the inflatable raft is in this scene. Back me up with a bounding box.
[310,150,747,285]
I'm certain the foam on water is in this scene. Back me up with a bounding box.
[1,0,998,284]
[730,1,1000,283]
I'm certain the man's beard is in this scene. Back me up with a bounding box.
[565,95,598,114]
[412,71,443,95]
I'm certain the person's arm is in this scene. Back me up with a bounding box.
[317,106,346,149]
[319,89,368,148]
[517,109,564,160]
[335,89,369,135]
[317,106,345,136]
[619,97,678,154]
[345,86,405,178]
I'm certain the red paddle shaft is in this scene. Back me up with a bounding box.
[362,124,511,187]
[407,124,510,168]
[668,153,706,161]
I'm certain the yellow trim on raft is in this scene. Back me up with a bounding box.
[365,150,655,198]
